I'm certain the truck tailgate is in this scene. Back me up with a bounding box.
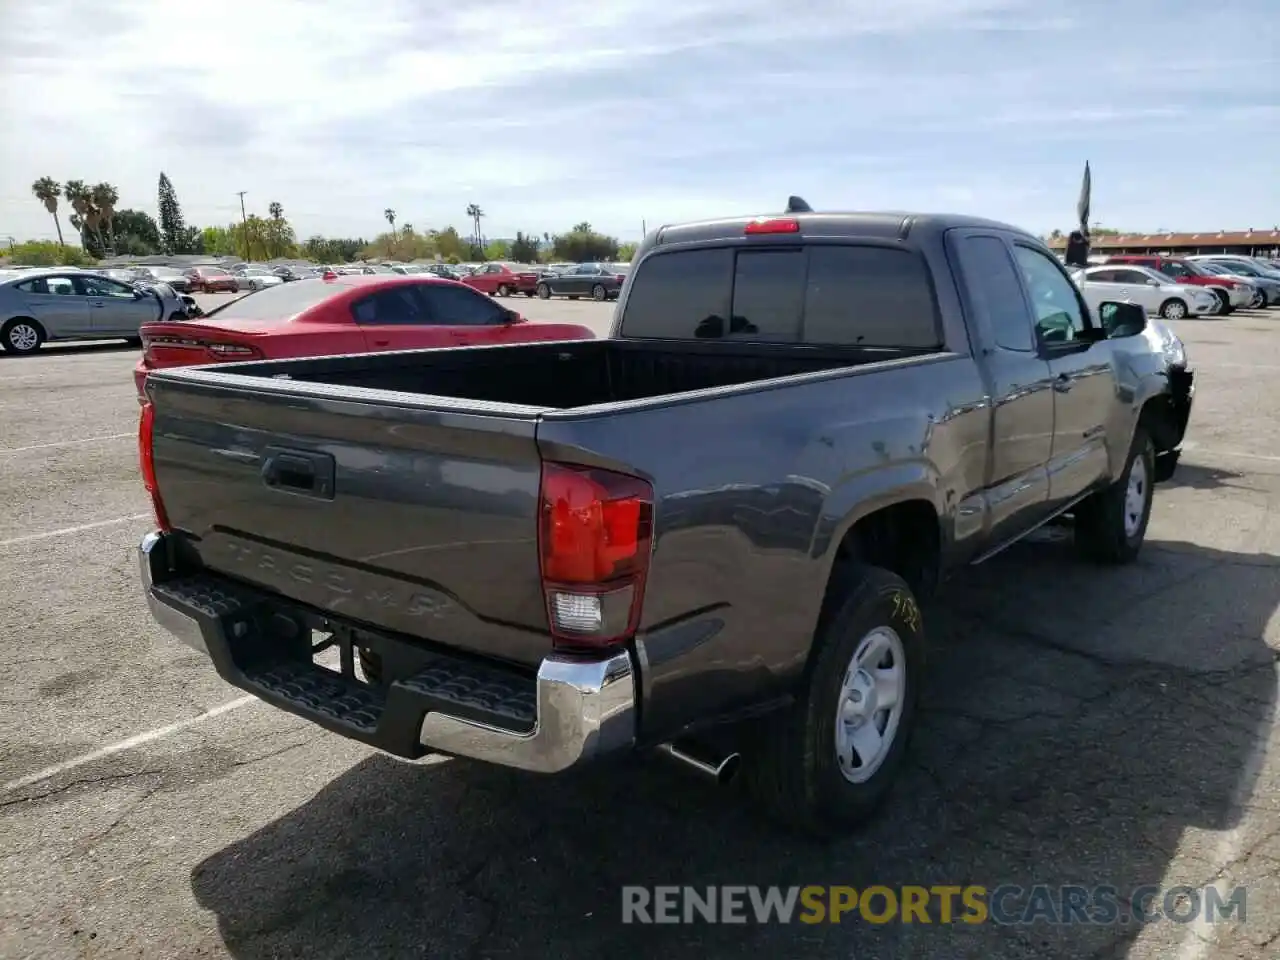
[147,373,553,667]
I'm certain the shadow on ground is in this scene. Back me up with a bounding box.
[192,535,1277,959]
[0,340,139,359]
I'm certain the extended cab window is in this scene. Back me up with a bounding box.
[804,246,940,348]
[953,236,1033,351]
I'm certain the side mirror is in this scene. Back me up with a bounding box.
[1098,301,1146,338]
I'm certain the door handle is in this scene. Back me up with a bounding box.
[373,339,390,347]
[1052,373,1072,393]
[261,447,335,499]
[89,301,105,308]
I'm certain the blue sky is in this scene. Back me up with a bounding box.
[1,0,1276,244]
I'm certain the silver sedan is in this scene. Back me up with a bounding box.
[0,269,189,354]
[232,266,286,291]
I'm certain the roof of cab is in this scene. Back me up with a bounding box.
[653,211,1039,247]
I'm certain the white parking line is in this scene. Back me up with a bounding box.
[0,695,258,795]
[0,433,132,455]
[0,514,150,548]
[1182,443,1280,464]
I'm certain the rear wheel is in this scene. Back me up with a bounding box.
[591,283,607,301]
[1211,290,1232,314]
[1,318,45,355]
[1159,298,1187,320]
[1248,288,1266,310]
[497,284,512,297]
[536,283,551,299]
[743,564,923,835]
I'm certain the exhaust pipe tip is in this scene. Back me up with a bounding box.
[656,742,741,785]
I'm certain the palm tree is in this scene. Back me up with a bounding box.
[91,182,119,253]
[573,221,592,234]
[31,177,65,248]
[466,204,486,252]
[384,208,396,230]
[269,201,283,221]
[63,181,90,247]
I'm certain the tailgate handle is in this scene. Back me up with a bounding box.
[261,447,335,499]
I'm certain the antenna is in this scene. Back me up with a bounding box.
[785,196,812,213]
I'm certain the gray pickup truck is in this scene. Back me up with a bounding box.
[137,209,1194,834]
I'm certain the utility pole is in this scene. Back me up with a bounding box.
[236,191,249,260]
[641,219,647,236]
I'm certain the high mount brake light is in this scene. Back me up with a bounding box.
[138,401,171,531]
[744,217,800,235]
[538,462,653,652]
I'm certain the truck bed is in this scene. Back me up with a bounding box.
[206,338,922,410]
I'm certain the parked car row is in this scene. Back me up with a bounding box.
[1071,253,1280,318]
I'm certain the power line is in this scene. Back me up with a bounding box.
[236,191,249,259]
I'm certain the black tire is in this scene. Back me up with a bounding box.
[524,291,535,298]
[1247,288,1266,310]
[1,317,45,355]
[591,283,607,301]
[536,283,551,299]
[124,337,142,347]
[1210,290,1232,315]
[1074,426,1154,564]
[568,295,579,301]
[1159,298,1188,320]
[743,564,924,836]
[497,284,512,297]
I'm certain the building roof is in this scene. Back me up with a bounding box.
[1046,228,1280,250]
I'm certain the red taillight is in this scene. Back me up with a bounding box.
[138,401,171,531]
[322,270,337,280]
[538,462,653,651]
[206,343,260,357]
[744,217,800,235]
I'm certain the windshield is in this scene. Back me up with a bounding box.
[1212,260,1260,276]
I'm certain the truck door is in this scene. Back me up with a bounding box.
[949,232,1054,548]
[1009,243,1116,510]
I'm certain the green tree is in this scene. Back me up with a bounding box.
[265,203,295,258]
[30,177,65,248]
[201,225,237,256]
[617,241,638,262]
[465,204,484,252]
[431,226,468,261]
[90,182,120,253]
[63,180,91,248]
[110,209,162,255]
[485,239,512,260]
[157,172,188,252]
[509,231,540,263]
[552,223,620,262]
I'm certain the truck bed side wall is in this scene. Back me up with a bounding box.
[536,354,991,743]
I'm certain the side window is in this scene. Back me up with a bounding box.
[1088,269,1120,283]
[1116,270,1153,285]
[952,236,1034,352]
[418,284,507,326]
[805,245,941,348]
[1163,262,1191,279]
[350,287,429,325]
[618,249,733,339]
[76,276,134,298]
[21,276,75,295]
[726,250,806,341]
[1012,245,1089,343]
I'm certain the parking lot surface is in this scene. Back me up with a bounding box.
[2,300,1278,959]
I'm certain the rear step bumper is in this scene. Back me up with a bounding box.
[138,532,636,773]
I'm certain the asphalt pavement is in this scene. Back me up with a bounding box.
[2,299,1279,959]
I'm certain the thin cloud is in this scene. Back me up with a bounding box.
[0,0,1276,242]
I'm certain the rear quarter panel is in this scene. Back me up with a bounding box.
[536,355,989,742]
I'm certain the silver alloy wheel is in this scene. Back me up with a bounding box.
[1249,289,1266,309]
[834,625,906,784]
[1124,453,1147,538]
[8,322,39,352]
[592,284,607,301]
[1163,300,1187,320]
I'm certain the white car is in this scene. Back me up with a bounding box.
[232,266,286,291]
[1071,265,1219,319]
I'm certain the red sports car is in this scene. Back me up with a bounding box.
[183,266,240,293]
[134,274,595,397]
[461,262,540,297]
